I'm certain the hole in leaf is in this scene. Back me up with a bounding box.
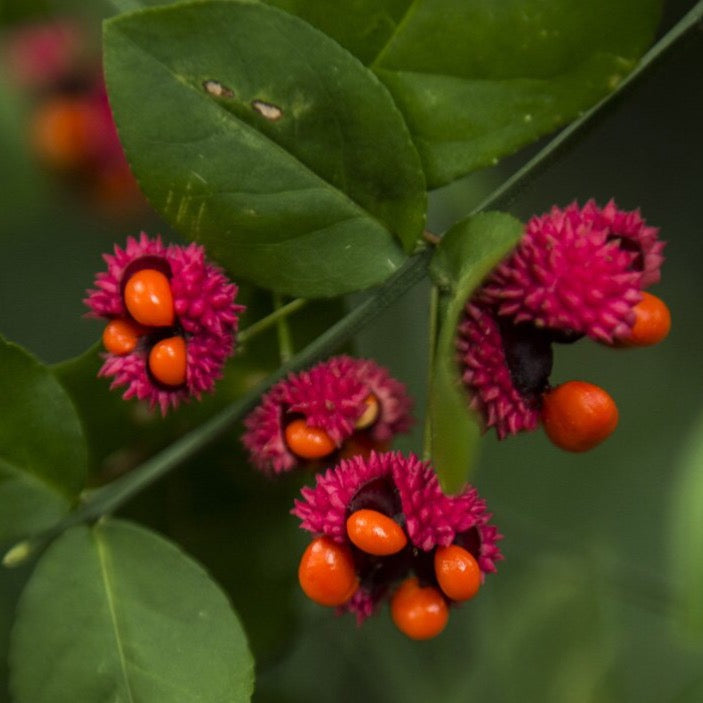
[252,100,282,121]
[202,79,234,98]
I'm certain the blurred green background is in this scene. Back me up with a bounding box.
[1,1,703,701]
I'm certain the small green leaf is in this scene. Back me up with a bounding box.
[428,212,523,491]
[670,410,703,640]
[0,336,86,544]
[263,0,662,188]
[104,0,426,298]
[9,519,254,702]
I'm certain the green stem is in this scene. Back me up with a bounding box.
[422,284,439,461]
[238,298,307,346]
[273,293,294,363]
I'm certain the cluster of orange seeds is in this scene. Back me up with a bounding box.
[102,268,187,388]
[297,508,483,640]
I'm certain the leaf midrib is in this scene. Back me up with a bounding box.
[95,531,137,703]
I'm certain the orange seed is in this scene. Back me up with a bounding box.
[102,318,143,356]
[123,268,174,327]
[148,336,187,387]
[390,577,449,640]
[622,292,671,347]
[30,96,93,171]
[298,536,358,607]
[541,381,618,452]
[346,509,407,556]
[434,544,481,602]
[284,419,336,460]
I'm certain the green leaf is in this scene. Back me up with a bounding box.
[0,560,34,703]
[103,0,426,298]
[428,212,523,491]
[9,519,254,702]
[670,410,703,640]
[264,0,662,188]
[0,336,86,545]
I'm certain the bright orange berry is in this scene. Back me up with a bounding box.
[102,318,143,356]
[30,96,93,171]
[123,269,175,327]
[284,419,336,460]
[148,336,187,387]
[355,394,380,430]
[621,292,671,347]
[298,536,358,607]
[346,509,407,556]
[390,577,449,640]
[434,545,481,602]
[541,381,618,452]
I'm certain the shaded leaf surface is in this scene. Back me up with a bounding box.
[0,336,86,544]
[104,0,426,297]
[10,519,254,703]
[428,212,523,491]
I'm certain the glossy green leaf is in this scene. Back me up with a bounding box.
[103,0,426,298]
[670,410,703,639]
[428,212,523,491]
[0,336,86,544]
[263,0,661,188]
[9,519,254,702]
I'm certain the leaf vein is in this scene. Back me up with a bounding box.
[95,531,137,703]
